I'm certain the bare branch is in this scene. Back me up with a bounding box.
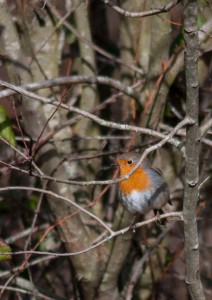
[0,76,140,101]
[0,284,54,300]
[0,186,113,234]
[0,256,56,278]
[0,80,184,150]
[124,227,173,300]
[0,117,191,187]
[5,224,48,244]
[0,212,183,258]
[48,2,144,75]
[160,123,212,147]
[0,135,44,176]
[200,118,212,139]
[101,0,181,18]
[199,176,211,191]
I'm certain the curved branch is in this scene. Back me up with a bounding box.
[0,186,113,234]
[0,76,140,102]
[101,0,181,18]
[0,115,192,187]
[0,210,183,258]
[0,80,183,150]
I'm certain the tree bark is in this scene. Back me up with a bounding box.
[183,0,205,299]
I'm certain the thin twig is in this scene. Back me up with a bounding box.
[160,123,212,147]
[48,2,144,75]
[0,80,183,150]
[200,118,212,139]
[0,212,183,258]
[124,226,173,300]
[0,285,55,300]
[5,224,48,244]
[0,186,113,234]
[0,118,184,186]
[0,115,192,186]
[0,256,56,278]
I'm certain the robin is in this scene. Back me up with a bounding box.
[116,152,172,225]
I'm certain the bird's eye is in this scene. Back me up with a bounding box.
[127,160,133,165]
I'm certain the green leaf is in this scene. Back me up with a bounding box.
[0,238,12,261]
[28,194,39,210]
[0,105,16,146]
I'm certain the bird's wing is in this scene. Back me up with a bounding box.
[150,167,164,177]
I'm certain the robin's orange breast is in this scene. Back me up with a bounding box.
[118,161,152,195]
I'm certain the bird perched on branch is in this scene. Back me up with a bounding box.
[116,152,172,225]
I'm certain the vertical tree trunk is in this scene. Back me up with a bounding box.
[183,0,205,299]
